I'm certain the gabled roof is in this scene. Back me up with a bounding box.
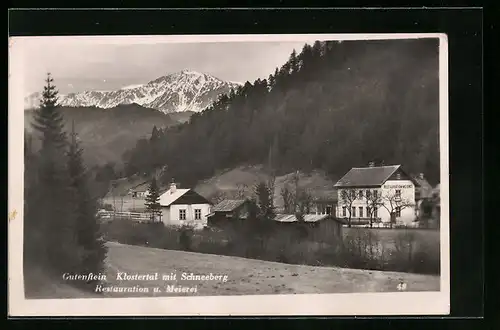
[334,165,402,188]
[129,181,150,192]
[212,199,248,212]
[159,188,190,207]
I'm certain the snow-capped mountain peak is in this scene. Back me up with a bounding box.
[24,70,242,113]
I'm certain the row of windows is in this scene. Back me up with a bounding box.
[348,190,379,199]
[341,206,402,217]
[179,209,202,220]
[344,189,402,200]
[342,206,377,218]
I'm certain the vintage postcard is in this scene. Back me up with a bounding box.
[8,33,449,316]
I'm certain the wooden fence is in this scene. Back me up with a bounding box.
[97,210,162,224]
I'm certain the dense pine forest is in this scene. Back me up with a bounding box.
[121,38,440,188]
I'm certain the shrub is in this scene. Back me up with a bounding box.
[100,217,440,275]
[179,226,194,251]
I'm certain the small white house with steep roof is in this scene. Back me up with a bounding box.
[334,163,420,226]
[159,182,212,229]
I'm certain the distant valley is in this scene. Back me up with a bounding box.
[24,103,180,166]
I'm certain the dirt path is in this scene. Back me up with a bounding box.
[100,242,440,297]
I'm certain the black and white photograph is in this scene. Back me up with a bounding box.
[9,33,449,316]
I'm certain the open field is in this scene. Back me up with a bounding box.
[99,241,439,297]
[25,241,440,299]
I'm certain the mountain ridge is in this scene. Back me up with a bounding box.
[24,70,242,114]
[24,103,181,166]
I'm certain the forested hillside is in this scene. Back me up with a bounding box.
[122,38,440,188]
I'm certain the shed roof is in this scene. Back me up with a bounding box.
[274,214,336,223]
[334,165,402,188]
[212,199,247,212]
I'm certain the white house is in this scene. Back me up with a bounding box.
[128,182,150,198]
[158,182,212,230]
[334,163,420,226]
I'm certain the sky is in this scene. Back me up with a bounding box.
[21,39,317,95]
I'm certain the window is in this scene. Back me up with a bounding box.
[373,207,378,218]
[395,206,401,217]
[396,173,401,180]
[374,190,378,198]
[342,206,346,217]
[195,209,201,220]
[395,189,401,200]
[352,207,356,217]
[359,207,363,218]
[179,209,186,220]
[366,206,371,217]
[326,206,332,215]
[366,190,371,199]
[358,190,363,199]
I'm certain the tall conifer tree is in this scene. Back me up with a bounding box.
[30,73,79,274]
[67,120,108,287]
[145,176,162,222]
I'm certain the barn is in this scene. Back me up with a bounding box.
[206,199,255,227]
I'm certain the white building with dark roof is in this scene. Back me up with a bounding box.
[158,182,212,229]
[334,163,420,227]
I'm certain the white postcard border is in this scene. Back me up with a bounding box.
[8,33,450,316]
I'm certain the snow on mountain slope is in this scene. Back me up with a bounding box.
[24,92,42,109]
[24,70,242,113]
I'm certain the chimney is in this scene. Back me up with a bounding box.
[419,173,425,180]
[170,181,177,194]
[368,162,375,168]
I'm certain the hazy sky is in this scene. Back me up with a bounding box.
[22,39,315,95]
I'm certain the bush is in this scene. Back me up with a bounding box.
[100,218,440,275]
[178,226,194,251]
[333,228,439,274]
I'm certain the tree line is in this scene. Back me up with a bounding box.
[24,74,107,294]
[121,38,440,190]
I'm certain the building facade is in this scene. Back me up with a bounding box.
[128,182,150,198]
[159,183,212,230]
[310,199,337,216]
[334,164,419,226]
[412,173,434,220]
[207,199,255,227]
[274,214,343,241]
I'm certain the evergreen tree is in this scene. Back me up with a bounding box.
[268,73,276,89]
[121,39,440,187]
[67,120,108,289]
[255,181,275,221]
[150,125,161,142]
[29,73,80,275]
[289,48,300,73]
[23,129,39,275]
[144,176,162,222]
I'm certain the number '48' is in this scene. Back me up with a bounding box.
[397,282,407,291]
